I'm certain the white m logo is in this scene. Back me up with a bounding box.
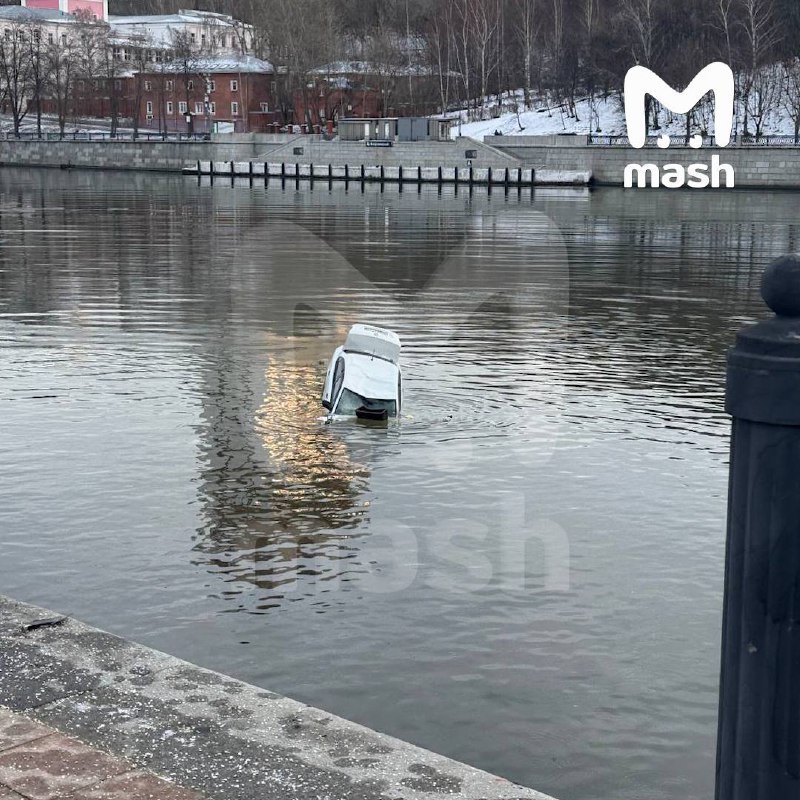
[624,62,735,149]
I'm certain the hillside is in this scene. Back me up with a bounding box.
[453,91,799,142]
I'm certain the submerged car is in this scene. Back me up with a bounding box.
[322,324,402,420]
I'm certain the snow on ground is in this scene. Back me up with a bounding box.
[448,91,798,141]
[0,113,135,136]
[451,93,626,140]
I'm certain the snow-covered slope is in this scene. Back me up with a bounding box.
[449,92,798,141]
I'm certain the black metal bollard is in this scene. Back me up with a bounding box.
[716,254,800,800]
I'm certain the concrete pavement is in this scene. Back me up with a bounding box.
[0,595,557,800]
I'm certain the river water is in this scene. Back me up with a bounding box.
[1,168,795,800]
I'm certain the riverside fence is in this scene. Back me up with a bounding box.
[588,134,800,147]
[0,131,211,142]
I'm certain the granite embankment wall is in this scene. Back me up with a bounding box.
[494,135,800,188]
[0,134,519,173]
[0,134,297,172]
[0,594,556,800]
[256,136,520,169]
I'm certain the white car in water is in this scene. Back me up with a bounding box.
[322,324,402,420]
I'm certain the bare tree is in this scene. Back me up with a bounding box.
[582,0,598,129]
[0,21,33,136]
[746,60,782,137]
[782,59,800,143]
[169,29,205,133]
[126,36,153,138]
[512,0,538,109]
[424,1,455,115]
[100,39,126,136]
[619,0,664,133]
[469,0,501,117]
[45,32,76,137]
[256,0,339,128]
[451,0,473,119]
[739,0,781,136]
[25,21,45,137]
[72,9,108,126]
[366,13,405,116]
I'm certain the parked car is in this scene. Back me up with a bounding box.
[322,324,402,420]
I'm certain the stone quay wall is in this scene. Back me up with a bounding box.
[0,135,520,174]
[0,135,283,172]
[493,135,800,188]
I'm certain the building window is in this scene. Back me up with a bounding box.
[187,79,194,90]
[201,34,206,47]
[144,80,152,91]
[260,102,269,112]
[190,32,196,44]
[155,51,163,63]
[48,33,53,44]
[230,79,238,92]
[231,101,239,116]
[220,35,226,48]
[146,101,153,114]
[210,102,216,115]
[195,102,204,114]
[166,101,174,114]
[209,80,215,92]
[61,34,66,46]
[179,101,187,113]
[165,79,173,91]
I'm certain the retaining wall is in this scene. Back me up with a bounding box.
[0,135,520,174]
[493,137,800,188]
[0,134,295,172]
[257,137,520,169]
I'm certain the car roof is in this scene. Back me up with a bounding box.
[343,324,401,364]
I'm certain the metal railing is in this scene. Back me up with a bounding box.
[588,133,800,147]
[0,131,212,142]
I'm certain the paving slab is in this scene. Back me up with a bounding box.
[0,709,51,754]
[0,595,557,800]
[0,732,129,800]
[61,770,203,800]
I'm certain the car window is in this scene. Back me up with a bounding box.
[331,357,345,405]
[335,389,396,416]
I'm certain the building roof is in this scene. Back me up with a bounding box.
[108,10,242,26]
[313,60,445,78]
[0,6,74,22]
[157,54,274,75]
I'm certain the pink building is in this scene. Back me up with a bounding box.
[21,0,107,21]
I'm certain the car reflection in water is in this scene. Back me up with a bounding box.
[193,332,393,614]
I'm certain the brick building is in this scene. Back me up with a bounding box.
[293,79,381,129]
[135,55,278,134]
